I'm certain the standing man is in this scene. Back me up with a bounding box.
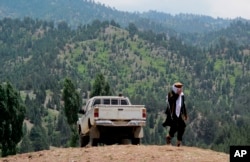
[164,82,188,147]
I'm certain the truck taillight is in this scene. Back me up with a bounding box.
[94,108,99,118]
[142,109,146,118]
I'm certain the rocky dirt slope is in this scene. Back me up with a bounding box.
[1,145,229,162]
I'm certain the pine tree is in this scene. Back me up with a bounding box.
[56,110,71,146]
[90,73,112,97]
[0,82,26,157]
[62,78,80,147]
[19,134,33,153]
[19,123,33,153]
[29,124,49,151]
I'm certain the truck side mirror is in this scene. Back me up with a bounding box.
[79,109,85,114]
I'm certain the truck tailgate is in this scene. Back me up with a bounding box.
[95,105,145,120]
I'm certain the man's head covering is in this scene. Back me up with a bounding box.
[174,82,183,88]
[172,82,183,94]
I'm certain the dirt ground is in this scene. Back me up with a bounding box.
[0,145,229,162]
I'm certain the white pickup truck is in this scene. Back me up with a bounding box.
[77,96,147,147]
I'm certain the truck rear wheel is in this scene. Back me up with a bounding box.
[131,138,140,145]
[91,138,99,146]
[80,135,89,147]
[120,139,131,145]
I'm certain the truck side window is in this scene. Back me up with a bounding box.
[111,99,118,105]
[103,99,110,105]
[121,99,128,105]
[93,99,101,106]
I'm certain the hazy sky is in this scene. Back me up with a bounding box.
[95,0,250,19]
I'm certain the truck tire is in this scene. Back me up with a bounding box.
[131,138,140,145]
[92,138,98,146]
[120,139,131,145]
[79,135,89,147]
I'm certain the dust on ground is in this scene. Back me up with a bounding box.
[1,145,229,162]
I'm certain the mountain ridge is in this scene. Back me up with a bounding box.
[0,0,241,34]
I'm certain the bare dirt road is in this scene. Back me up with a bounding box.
[0,145,229,162]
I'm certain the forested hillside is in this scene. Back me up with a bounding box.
[1,0,250,157]
[1,17,250,155]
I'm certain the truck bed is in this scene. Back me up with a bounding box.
[95,105,146,120]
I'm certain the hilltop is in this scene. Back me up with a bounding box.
[1,145,229,162]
